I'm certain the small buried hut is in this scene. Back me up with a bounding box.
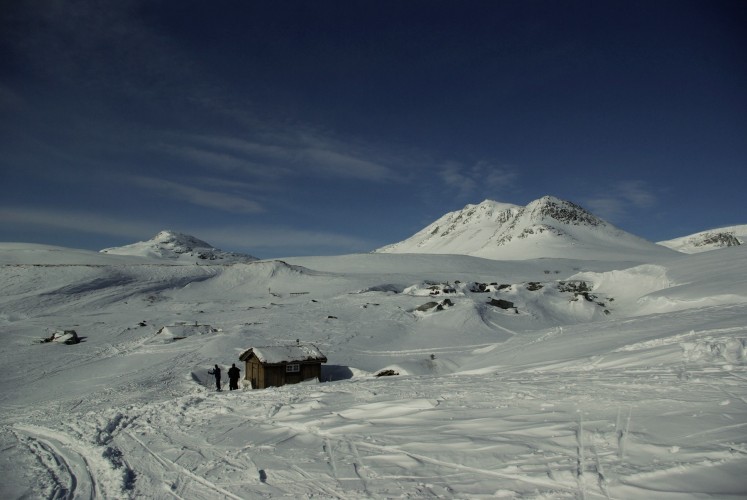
[239,344,327,389]
[156,323,217,342]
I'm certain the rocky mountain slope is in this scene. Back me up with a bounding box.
[100,230,258,264]
[658,224,746,254]
[377,196,676,261]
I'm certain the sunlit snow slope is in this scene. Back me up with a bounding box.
[377,196,677,261]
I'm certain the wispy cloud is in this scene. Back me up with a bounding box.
[0,206,374,255]
[585,180,658,222]
[174,133,404,183]
[297,134,403,182]
[191,136,294,163]
[303,147,396,181]
[155,143,288,179]
[440,161,519,199]
[195,225,374,253]
[127,176,265,214]
[618,180,657,208]
[5,3,412,192]
[0,207,159,240]
[585,197,626,221]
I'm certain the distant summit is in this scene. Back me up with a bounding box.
[377,196,676,261]
[101,230,259,264]
[658,225,746,254]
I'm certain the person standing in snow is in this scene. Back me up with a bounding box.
[228,363,241,390]
[208,364,222,391]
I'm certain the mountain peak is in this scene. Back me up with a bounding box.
[152,230,212,249]
[377,195,674,261]
[101,230,258,264]
[525,196,604,228]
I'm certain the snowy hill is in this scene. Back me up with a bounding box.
[0,242,170,266]
[377,196,676,261]
[1,241,746,498]
[658,224,746,254]
[101,230,258,264]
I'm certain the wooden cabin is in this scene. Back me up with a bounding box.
[239,344,327,389]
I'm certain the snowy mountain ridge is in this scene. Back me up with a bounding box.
[378,195,674,261]
[658,224,747,254]
[101,230,258,264]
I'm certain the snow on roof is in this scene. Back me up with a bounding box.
[239,344,327,364]
[157,324,217,339]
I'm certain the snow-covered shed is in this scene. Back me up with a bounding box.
[238,344,327,389]
[156,323,217,341]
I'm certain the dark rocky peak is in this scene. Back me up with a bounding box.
[694,232,741,249]
[525,196,604,227]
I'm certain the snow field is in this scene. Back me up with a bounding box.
[0,248,746,498]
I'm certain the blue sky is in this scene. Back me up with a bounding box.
[1,0,745,258]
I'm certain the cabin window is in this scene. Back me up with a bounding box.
[286,363,300,373]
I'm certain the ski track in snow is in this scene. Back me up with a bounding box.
[17,365,738,498]
[12,424,110,499]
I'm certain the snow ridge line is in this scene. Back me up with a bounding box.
[614,326,746,353]
[346,342,500,356]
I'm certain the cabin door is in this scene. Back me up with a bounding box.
[251,362,260,388]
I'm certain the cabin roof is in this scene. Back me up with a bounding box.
[239,344,327,364]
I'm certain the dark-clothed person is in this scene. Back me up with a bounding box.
[208,364,222,391]
[228,363,241,390]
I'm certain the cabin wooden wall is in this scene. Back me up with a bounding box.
[301,363,322,383]
[244,359,322,389]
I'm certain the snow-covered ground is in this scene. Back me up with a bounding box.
[1,243,745,498]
